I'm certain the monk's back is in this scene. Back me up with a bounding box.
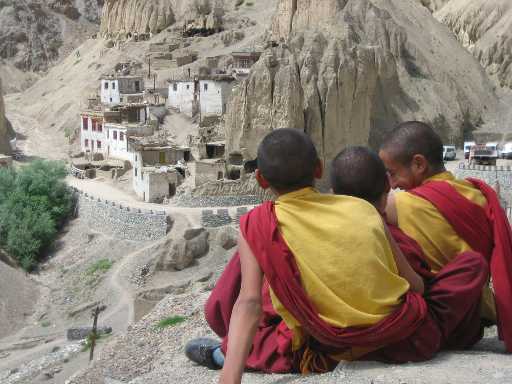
[273,188,409,334]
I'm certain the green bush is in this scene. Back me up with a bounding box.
[87,259,113,275]
[0,161,73,271]
[155,315,187,329]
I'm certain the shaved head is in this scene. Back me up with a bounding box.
[331,146,388,204]
[257,128,319,191]
[380,121,444,168]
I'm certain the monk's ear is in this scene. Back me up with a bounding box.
[255,169,270,189]
[411,154,428,174]
[313,159,323,180]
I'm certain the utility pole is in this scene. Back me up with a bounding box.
[148,56,151,79]
[89,305,105,362]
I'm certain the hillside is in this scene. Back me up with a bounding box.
[226,0,499,189]
[0,0,102,93]
[434,0,512,89]
[0,79,12,154]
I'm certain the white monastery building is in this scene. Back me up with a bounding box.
[100,75,145,105]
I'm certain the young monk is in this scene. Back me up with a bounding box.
[186,129,486,383]
[379,121,512,352]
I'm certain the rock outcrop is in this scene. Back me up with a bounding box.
[0,79,12,155]
[155,228,210,271]
[100,0,177,36]
[225,0,498,187]
[0,0,101,73]
[434,0,512,88]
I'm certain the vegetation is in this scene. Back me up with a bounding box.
[0,160,73,271]
[87,259,113,275]
[82,332,110,351]
[155,315,187,329]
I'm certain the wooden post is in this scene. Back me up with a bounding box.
[89,306,101,362]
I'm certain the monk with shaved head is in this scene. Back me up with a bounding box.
[379,121,512,353]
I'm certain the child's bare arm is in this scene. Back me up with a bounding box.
[383,222,425,294]
[385,192,398,226]
[219,234,263,384]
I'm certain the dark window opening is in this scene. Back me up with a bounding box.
[217,171,223,180]
[206,145,225,159]
[228,169,240,180]
[184,151,191,162]
[104,82,108,89]
[173,83,177,91]
[135,81,141,92]
[169,183,176,197]
[244,159,257,174]
[82,117,88,130]
[204,83,208,92]
[229,153,243,166]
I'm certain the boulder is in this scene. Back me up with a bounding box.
[67,326,112,341]
[156,228,210,271]
[216,226,238,250]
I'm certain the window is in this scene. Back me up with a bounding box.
[97,140,102,149]
[82,117,88,130]
[110,97,113,103]
[120,132,125,141]
[204,83,208,92]
[97,123,102,132]
[141,172,144,180]
[135,155,138,162]
[173,83,178,92]
[135,168,137,177]
[92,120,97,131]
[104,82,108,89]
[107,129,109,139]
[135,81,141,92]
[113,131,117,140]
[112,82,116,90]
[85,139,89,147]
[186,84,190,90]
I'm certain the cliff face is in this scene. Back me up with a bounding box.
[225,0,497,185]
[434,0,512,88]
[0,1,101,73]
[0,79,12,155]
[100,0,176,36]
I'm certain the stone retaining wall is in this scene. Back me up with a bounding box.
[201,207,249,228]
[455,164,512,202]
[74,189,170,241]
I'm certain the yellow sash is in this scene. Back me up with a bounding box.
[271,188,410,354]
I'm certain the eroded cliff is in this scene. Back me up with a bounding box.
[435,0,512,88]
[225,0,498,185]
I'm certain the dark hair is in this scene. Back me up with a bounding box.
[257,128,319,191]
[380,121,444,167]
[330,146,388,203]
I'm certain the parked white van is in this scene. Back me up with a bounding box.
[501,142,512,159]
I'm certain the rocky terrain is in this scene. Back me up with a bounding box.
[434,0,512,89]
[0,79,13,154]
[0,0,103,92]
[225,0,500,189]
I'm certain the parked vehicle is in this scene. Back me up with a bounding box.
[469,143,499,166]
[486,142,500,158]
[501,142,512,159]
[464,141,475,159]
[443,145,457,161]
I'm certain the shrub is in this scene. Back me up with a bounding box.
[0,160,73,271]
[155,315,187,329]
[87,259,113,275]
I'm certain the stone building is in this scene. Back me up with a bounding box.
[231,50,261,78]
[100,75,144,105]
[80,110,107,158]
[130,138,190,202]
[167,75,234,118]
[104,103,153,162]
[195,159,226,187]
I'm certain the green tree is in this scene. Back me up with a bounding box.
[0,161,73,271]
